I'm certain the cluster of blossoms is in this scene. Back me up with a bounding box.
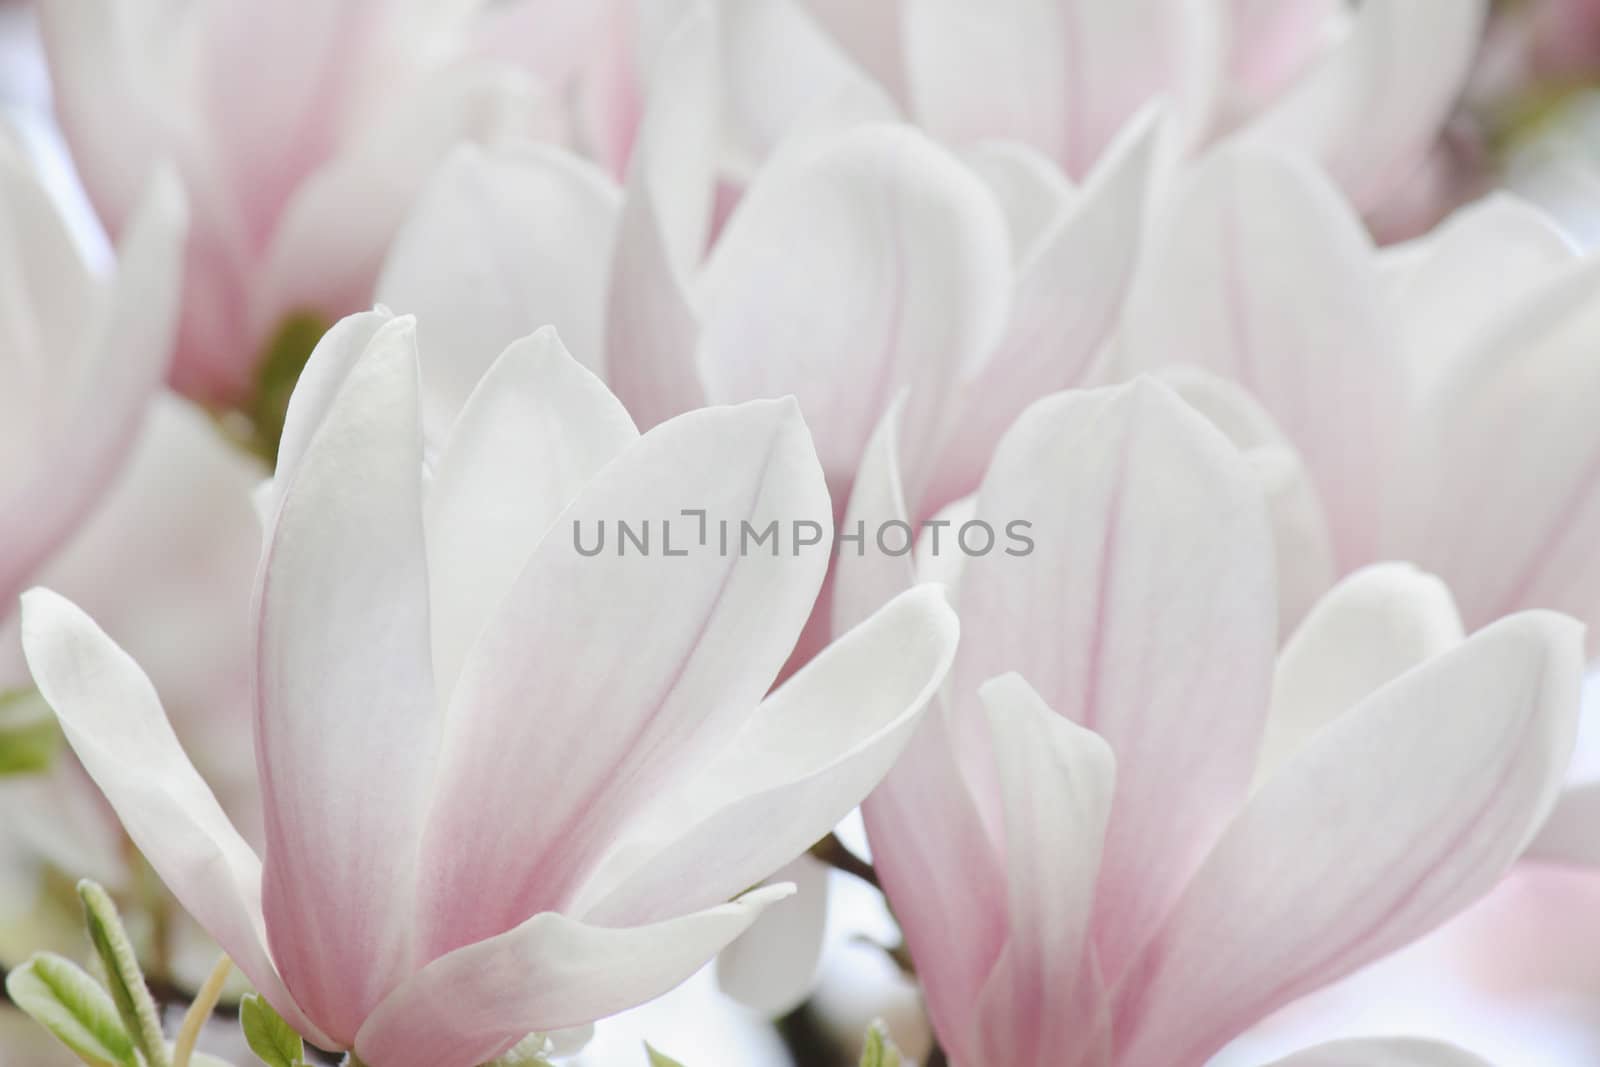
[5,1,1600,1066]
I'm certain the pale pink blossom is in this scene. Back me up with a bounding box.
[839,378,1583,1067]
[21,310,958,1066]
[39,0,554,403]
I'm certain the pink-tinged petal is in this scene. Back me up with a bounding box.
[1118,145,1397,568]
[796,0,909,102]
[376,144,621,436]
[832,399,917,635]
[928,112,1160,510]
[903,0,1218,177]
[862,699,1006,1059]
[1386,257,1600,641]
[963,141,1079,261]
[1237,0,1488,212]
[18,590,332,1051]
[256,65,556,355]
[1526,782,1600,865]
[416,398,830,955]
[1223,0,1340,113]
[1157,368,1335,638]
[715,857,831,1017]
[1263,1038,1493,1067]
[1386,193,1577,394]
[1258,564,1462,784]
[606,5,716,430]
[971,674,1114,1067]
[698,123,1011,500]
[0,165,185,606]
[578,583,956,924]
[426,328,637,697]
[1116,612,1584,1066]
[355,886,793,1067]
[953,379,1276,981]
[720,0,898,169]
[255,318,436,1045]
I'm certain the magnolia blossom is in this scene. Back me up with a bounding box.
[0,140,183,611]
[21,310,958,1067]
[39,0,558,402]
[836,379,1582,1067]
[1114,145,1600,644]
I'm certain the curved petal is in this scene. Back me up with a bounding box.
[1156,368,1335,638]
[18,590,333,1051]
[796,0,909,102]
[903,0,1218,176]
[971,674,1115,1067]
[425,328,637,696]
[697,122,1011,500]
[832,398,918,635]
[952,379,1276,981]
[1384,257,1600,643]
[1258,564,1462,785]
[1116,612,1584,1066]
[1238,0,1488,212]
[1263,1037,1493,1067]
[257,64,557,360]
[605,4,717,430]
[1118,145,1397,567]
[714,857,831,1017]
[354,886,793,1067]
[1,165,186,606]
[375,143,621,436]
[415,398,831,956]
[255,317,436,1044]
[1224,0,1340,112]
[928,110,1161,510]
[577,583,957,924]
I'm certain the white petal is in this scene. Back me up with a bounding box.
[18,590,331,1050]
[354,886,793,1067]
[1263,1037,1493,1067]
[376,143,621,436]
[425,329,637,695]
[715,857,831,1017]
[1116,612,1584,1066]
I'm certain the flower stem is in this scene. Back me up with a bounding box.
[809,832,880,889]
[171,954,232,1067]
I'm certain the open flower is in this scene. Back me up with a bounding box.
[840,379,1582,1067]
[1115,144,1600,644]
[20,311,958,1067]
[39,0,554,403]
[0,140,184,613]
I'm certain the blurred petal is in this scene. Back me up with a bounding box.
[953,379,1276,980]
[1264,1037,1493,1067]
[1238,0,1488,211]
[376,144,621,436]
[832,398,917,635]
[972,674,1114,1067]
[579,584,956,924]
[416,399,830,955]
[903,0,1218,176]
[355,886,793,1067]
[698,123,1010,499]
[255,318,436,1044]
[1385,257,1600,642]
[18,590,331,1050]
[1119,146,1397,567]
[426,329,637,695]
[1257,564,1463,785]
[1117,612,1584,1066]
[715,857,831,1017]
[1157,368,1335,637]
[605,5,717,429]
[928,110,1160,510]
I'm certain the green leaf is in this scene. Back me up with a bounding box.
[644,1043,688,1067]
[239,994,305,1067]
[5,952,139,1067]
[79,879,171,1067]
[859,1021,902,1067]
[0,688,61,775]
